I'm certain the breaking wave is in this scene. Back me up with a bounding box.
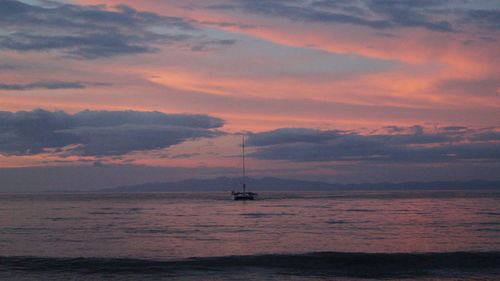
[1,251,499,278]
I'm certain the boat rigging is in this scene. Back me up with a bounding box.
[231,133,257,200]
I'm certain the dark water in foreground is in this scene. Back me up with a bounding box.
[0,190,499,280]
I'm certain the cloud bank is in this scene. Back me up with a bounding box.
[204,0,490,32]
[0,0,205,58]
[0,109,225,156]
[0,80,110,90]
[246,126,500,163]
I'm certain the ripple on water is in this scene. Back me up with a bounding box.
[240,212,296,218]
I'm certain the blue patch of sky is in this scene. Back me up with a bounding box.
[202,26,398,78]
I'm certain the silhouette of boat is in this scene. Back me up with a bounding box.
[231,134,257,200]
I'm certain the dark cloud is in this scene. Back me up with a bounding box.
[209,0,392,29]
[384,125,407,133]
[383,125,425,135]
[62,124,220,156]
[246,126,500,163]
[159,153,201,159]
[246,128,348,146]
[72,110,224,129]
[207,0,459,32]
[199,20,256,29]
[206,0,500,33]
[0,0,196,31]
[312,0,368,15]
[365,0,455,32]
[480,36,497,42]
[205,4,238,10]
[0,109,225,156]
[0,64,16,70]
[465,9,500,30]
[0,32,164,59]
[470,131,500,142]
[0,0,199,58]
[190,39,236,52]
[441,126,467,131]
[0,80,110,90]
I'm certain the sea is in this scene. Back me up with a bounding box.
[0,190,499,280]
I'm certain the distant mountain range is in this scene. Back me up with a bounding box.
[99,177,500,192]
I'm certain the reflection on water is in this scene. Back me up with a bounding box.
[0,190,499,259]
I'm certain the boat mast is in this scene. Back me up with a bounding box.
[242,133,246,192]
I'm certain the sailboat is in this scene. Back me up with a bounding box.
[231,134,257,200]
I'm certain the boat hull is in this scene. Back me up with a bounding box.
[231,191,257,200]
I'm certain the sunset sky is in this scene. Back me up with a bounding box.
[1,0,499,191]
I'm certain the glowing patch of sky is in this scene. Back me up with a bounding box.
[0,0,498,189]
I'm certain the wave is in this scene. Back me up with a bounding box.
[1,252,499,278]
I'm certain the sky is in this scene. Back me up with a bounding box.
[0,0,499,191]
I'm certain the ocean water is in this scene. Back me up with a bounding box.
[0,190,499,280]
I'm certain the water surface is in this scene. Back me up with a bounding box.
[1,190,499,280]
